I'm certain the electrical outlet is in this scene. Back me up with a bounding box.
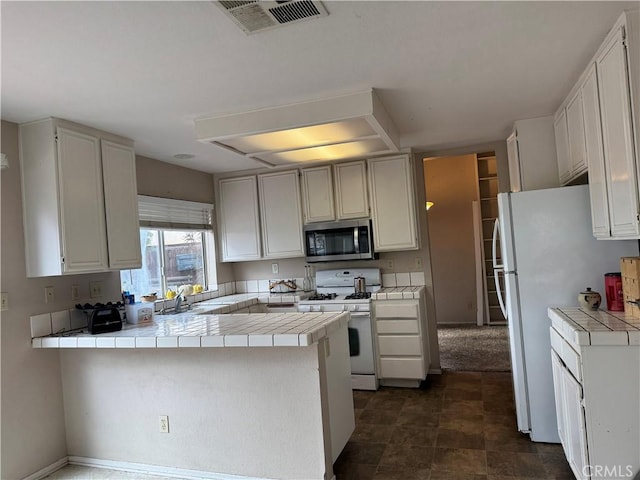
[71,285,80,301]
[89,281,103,298]
[415,257,423,268]
[44,286,55,303]
[386,260,394,269]
[271,263,279,274]
[159,415,169,433]
[1,292,8,311]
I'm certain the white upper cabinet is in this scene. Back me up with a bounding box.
[554,110,572,185]
[218,176,262,262]
[334,160,369,219]
[506,116,559,192]
[258,170,305,259]
[581,64,611,238]
[367,155,418,251]
[301,165,335,223]
[19,118,140,277]
[301,160,369,224]
[101,140,142,269]
[597,24,640,238]
[566,90,588,180]
[55,127,109,273]
[506,131,522,192]
[554,11,640,239]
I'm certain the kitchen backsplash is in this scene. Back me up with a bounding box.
[29,274,426,338]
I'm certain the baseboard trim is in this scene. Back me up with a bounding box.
[68,456,267,480]
[23,457,68,480]
[428,368,442,375]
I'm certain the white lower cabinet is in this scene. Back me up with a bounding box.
[367,155,418,252]
[373,294,430,385]
[19,118,140,277]
[549,308,640,480]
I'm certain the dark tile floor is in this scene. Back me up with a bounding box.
[333,371,574,480]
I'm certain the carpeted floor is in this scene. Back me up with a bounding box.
[437,325,511,372]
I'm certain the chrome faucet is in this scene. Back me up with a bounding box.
[174,292,185,313]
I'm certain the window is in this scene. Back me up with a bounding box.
[120,196,216,299]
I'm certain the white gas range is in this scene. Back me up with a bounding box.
[298,268,381,391]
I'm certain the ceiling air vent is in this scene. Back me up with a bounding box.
[215,0,328,34]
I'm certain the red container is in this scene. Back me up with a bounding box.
[605,272,624,311]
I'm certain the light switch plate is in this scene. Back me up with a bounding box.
[45,286,55,303]
[89,281,103,298]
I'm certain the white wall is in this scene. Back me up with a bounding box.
[0,121,226,479]
[424,154,480,325]
[61,347,327,479]
[0,120,123,479]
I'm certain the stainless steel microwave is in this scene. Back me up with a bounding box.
[304,219,376,262]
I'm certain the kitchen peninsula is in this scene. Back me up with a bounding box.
[38,312,354,480]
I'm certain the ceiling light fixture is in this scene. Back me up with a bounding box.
[173,153,195,160]
[194,89,399,168]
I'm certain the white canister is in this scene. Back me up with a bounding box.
[125,303,154,325]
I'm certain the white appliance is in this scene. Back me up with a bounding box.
[298,268,381,391]
[493,184,639,443]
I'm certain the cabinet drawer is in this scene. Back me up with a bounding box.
[375,303,418,319]
[379,357,425,380]
[550,327,582,382]
[376,319,419,334]
[378,335,422,355]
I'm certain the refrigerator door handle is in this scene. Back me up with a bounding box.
[494,268,508,320]
[492,218,503,269]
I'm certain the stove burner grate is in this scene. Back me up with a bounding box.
[307,293,338,301]
[345,292,371,300]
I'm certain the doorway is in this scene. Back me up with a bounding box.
[423,152,509,371]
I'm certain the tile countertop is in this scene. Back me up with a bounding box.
[372,286,424,300]
[548,307,640,347]
[32,311,349,350]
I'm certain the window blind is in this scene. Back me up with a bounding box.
[137,195,213,230]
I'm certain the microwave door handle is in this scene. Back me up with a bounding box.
[353,226,359,252]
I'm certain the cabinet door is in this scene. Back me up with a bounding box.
[551,351,568,453]
[562,366,589,480]
[56,127,109,273]
[554,111,572,185]
[506,131,522,192]
[301,165,335,223]
[367,155,418,251]
[597,28,640,238]
[566,90,588,178]
[334,161,369,219]
[581,65,611,238]
[101,140,142,269]
[258,170,304,259]
[218,176,262,262]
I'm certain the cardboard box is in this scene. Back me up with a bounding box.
[621,257,640,318]
[621,257,640,279]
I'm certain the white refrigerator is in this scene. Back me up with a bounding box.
[493,184,638,443]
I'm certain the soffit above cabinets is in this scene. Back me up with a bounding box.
[194,89,400,168]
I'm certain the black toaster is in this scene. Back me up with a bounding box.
[86,306,122,334]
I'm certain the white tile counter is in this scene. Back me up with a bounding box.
[371,286,424,300]
[32,311,349,349]
[548,307,640,346]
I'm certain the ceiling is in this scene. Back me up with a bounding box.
[2,1,637,174]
